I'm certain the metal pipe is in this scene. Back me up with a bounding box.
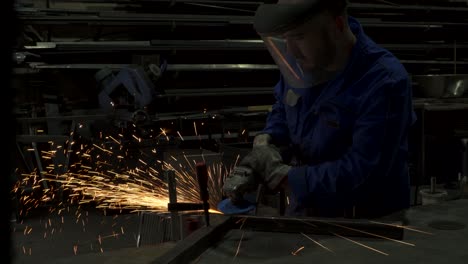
[165,64,277,71]
[24,41,468,51]
[26,60,468,72]
[349,3,468,12]
[17,12,468,28]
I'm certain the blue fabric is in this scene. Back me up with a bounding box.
[262,17,417,218]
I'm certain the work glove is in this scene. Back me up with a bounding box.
[222,134,290,200]
[252,133,272,146]
[239,144,291,191]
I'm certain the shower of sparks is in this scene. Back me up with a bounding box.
[13,131,233,220]
[193,122,198,136]
[323,221,415,246]
[291,246,305,256]
[277,217,421,256]
[232,218,248,260]
[177,131,184,141]
[331,232,389,256]
[300,233,334,253]
[234,231,245,259]
[159,128,170,141]
[369,221,434,235]
[239,218,247,230]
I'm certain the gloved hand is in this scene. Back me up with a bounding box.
[222,133,272,201]
[253,133,272,146]
[222,134,290,201]
[239,144,291,191]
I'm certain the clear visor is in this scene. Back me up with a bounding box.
[262,35,316,89]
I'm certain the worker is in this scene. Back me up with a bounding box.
[222,0,417,218]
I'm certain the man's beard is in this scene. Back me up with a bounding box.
[300,30,340,86]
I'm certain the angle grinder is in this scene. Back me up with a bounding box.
[218,166,264,215]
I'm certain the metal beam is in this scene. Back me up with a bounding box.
[152,214,405,264]
[152,216,234,264]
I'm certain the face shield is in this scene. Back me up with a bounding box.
[254,1,334,89]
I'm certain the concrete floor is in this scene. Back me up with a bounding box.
[11,205,175,264]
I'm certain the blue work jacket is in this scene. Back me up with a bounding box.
[262,17,416,218]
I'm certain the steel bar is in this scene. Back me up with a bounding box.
[16,13,253,25]
[152,216,234,264]
[165,64,277,71]
[16,11,468,28]
[23,41,468,51]
[17,0,468,13]
[16,2,468,13]
[153,214,405,263]
[25,61,468,72]
[349,3,468,12]
[159,87,274,97]
[27,63,278,71]
[230,215,405,240]
[45,0,263,4]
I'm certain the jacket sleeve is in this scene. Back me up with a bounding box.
[287,77,415,206]
[261,77,291,146]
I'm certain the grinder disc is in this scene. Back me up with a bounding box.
[218,195,255,215]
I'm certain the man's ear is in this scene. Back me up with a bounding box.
[335,15,346,32]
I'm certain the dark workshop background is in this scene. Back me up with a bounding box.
[8,0,468,263]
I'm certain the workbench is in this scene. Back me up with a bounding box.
[155,198,468,264]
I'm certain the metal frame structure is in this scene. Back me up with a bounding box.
[152,214,405,264]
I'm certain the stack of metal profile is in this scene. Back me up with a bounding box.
[136,211,205,247]
[136,212,173,247]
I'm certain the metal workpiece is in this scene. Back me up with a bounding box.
[152,215,233,264]
[164,163,212,238]
[154,213,406,264]
[155,199,468,264]
[232,214,405,240]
